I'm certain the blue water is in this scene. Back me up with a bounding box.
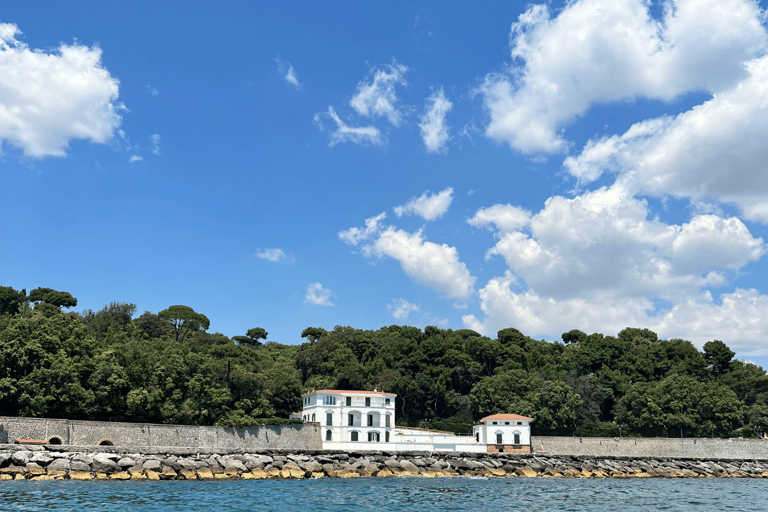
[2,477,767,511]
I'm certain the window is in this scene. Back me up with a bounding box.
[492,421,497,425]
[348,414,354,426]
[517,422,522,425]
[367,414,373,427]
[514,432,521,445]
[365,397,371,407]
[505,422,510,425]
[326,413,333,426]
[496,433,503,444]
[323,396,336,406]
[346,396,351,406]
[385,431,390,443]
[326,430,332,441]
[385,398,390,405]
[368,431,379,442]
[475,433,479,442]
[351,431,358,442]
[311,413,315,422]
[385,415,390,427]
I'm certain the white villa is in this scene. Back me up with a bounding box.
[300,389,532,453]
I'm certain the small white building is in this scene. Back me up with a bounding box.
[301,389,397,447]
[473,414,533,453]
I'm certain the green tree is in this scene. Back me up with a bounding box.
[703,340,735,376]
[28,287,78,311]
[158,305,210,342]
[0,286,26,316]
[233,327,267,348]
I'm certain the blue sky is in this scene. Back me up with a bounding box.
[2,0,768,367]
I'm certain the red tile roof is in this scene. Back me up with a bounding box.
[302,389,397,396]
[481,414,533,421]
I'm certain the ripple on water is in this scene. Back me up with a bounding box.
[1,477,767,512]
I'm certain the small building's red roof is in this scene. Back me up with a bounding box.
[302,389,397,396]
[481,414,533,422]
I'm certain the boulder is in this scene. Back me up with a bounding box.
[142,459,163,471]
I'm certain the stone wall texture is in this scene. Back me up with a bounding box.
[532,436,768,459]
[0,416,322,451]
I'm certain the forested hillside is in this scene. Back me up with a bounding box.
[1,285,766,438]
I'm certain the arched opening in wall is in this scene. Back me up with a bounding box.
[47,436,63,445]
[97,438,115,446]
[326,430,332,441]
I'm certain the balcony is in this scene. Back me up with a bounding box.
[346,420,386,428]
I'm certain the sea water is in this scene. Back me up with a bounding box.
[2,477,767,511]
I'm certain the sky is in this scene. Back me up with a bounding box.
[2,0,768,367]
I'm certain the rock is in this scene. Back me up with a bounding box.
[223,459,248,472]
[11,451,32,466]
[69,471,92,481]
[143,459,163,471]
[299,460,323,472]
[29,452,54,465]
[384,459,401,469]
[70,460,91,472]
[399,460,418,472]
[117,457,137,468]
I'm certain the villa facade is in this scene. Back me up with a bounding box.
[301,389,532,453]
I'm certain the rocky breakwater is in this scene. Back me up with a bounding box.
[1,446,768,481]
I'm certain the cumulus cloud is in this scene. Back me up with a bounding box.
[0,23,122,158]
[338,212,386,246]
[388,298,420,320]
[305,282,333,306]
[256,248,293,263]
[565,54,768,222]
[368,226,475,300]
[419,89,452,153]
[479,0,767,153]
[350,60,408,126]
[394,188,453,221]
[314,107,382,146]
[463,184,768,354]
[129,155,142,163]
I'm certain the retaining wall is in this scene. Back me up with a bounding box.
[0,416,321,451]
[532,436,768,459]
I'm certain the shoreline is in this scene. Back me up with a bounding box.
[2,446,767,481]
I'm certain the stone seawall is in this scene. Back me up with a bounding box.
[1,445,767,481]
[532,436,768,459]
[0,416,321,451]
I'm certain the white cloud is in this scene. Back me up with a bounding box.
[129,155,142,163]
[275,56,300,89]
[146,85,159,96]
[368,226,475,300]
[338,212,386,246]
[150,134,161,155]
[305,282,333,306]
[479,0,768,153]
[350,60,408,126]
[468,204,531,233]
[256,248,292,263]
[463,280,768,356]
[315,106,382,146]
[565,54,768,222]
[419,89,452,153]
[388,298,419,320]
[464,183,768,354]
[285,64,300,88]
[394,188,453,221]
[0,23,122,158]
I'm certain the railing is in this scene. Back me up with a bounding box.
[345,421,383,428]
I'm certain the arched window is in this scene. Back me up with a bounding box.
[311,413,315,422]
[514,431,521,445]
[326,430,332,441]
[368,431,380,442]
[385,431,390,443]
[385,415,391,427]
[351,431,359,442]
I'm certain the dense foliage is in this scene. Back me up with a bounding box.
[1,285,766,438]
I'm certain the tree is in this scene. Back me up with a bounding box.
[301,327,326,343]
[703,340,735,376]
[233,327,267,348]
[158,305,210,342]
[0,286,26,316]
[28,287,78,310]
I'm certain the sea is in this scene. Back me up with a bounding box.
[2,477,767,511]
